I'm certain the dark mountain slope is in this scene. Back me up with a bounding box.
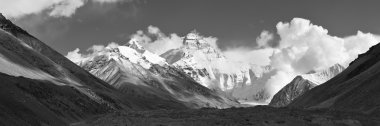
[0,73,113,126]
[0,13,191,126]
[289,43,380,115]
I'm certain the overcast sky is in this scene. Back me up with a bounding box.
[2,0,380,54]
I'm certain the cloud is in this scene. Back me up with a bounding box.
[130,26,219,55]
[256,30,274,48]
[129,26,182,55]
[0,0,137,18]
[66,42,120,63]
[223,47,274,66]
[66,48,84,63]
[0,0,85,18]
[263,18,380,96]
[49,0,85,17]
[272,18,380,73]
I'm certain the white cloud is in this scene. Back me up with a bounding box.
[272,18,380,73]
[130,26,220,55]
[66,48,84,63]
[264,18,380,96]
[0,0,136,18]
[147,25,162,36]
[223,47,274,66]
[66,42,120,62]
[256,30,274,48]
[130,26,183,55]
[49,0,85,17]
[343,31,379,65]
[0,0,85,18]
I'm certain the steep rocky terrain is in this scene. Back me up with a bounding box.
[269,64,345,107]
[269,76,317,107]
[161,32,275,102]
[74,39,238,109]
[0,13,191,125]
[290,42,380,115]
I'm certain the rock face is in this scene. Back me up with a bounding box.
[289,43,380,115]
[269,64,345,107]
[269,76,317,107]
[75,39,239,109]
[161,31,274,102]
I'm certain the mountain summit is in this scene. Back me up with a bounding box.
[161,32,274,103]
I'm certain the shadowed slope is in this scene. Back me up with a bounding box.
[290,43,380,115]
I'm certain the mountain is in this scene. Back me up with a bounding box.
[74,39,238,109]
[269,64,345,107]
[289,42,380,115]
[161,32,275,102]
[0,13,192,125]
[269,76,317,107]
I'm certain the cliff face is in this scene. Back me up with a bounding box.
[269,76,317,107]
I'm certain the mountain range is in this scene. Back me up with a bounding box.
[161,32,275,102]
[73,38,238,109]
[1,12,380,125]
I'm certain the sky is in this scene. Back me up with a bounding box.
[2,0,380,96]
[1,0,380,54]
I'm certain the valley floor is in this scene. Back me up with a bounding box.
[74,106,380,126]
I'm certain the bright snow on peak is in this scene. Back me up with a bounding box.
[301,63,345,84]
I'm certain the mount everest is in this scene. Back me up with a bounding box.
[71,30,347,106]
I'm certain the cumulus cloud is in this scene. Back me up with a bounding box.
[66,48,84,63]
[66,42,120,62]
[130,26,219,55]
[256,30,274,48]
[0,0,137,18]
[263,18,380,96]
[129,26,183,55]
[272,18,380,73]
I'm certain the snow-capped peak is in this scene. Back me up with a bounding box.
[161,31,273,93]
[182,32,215,50]
[81,42,167,70]
[126,38,145,51]
[301,63,345,84]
